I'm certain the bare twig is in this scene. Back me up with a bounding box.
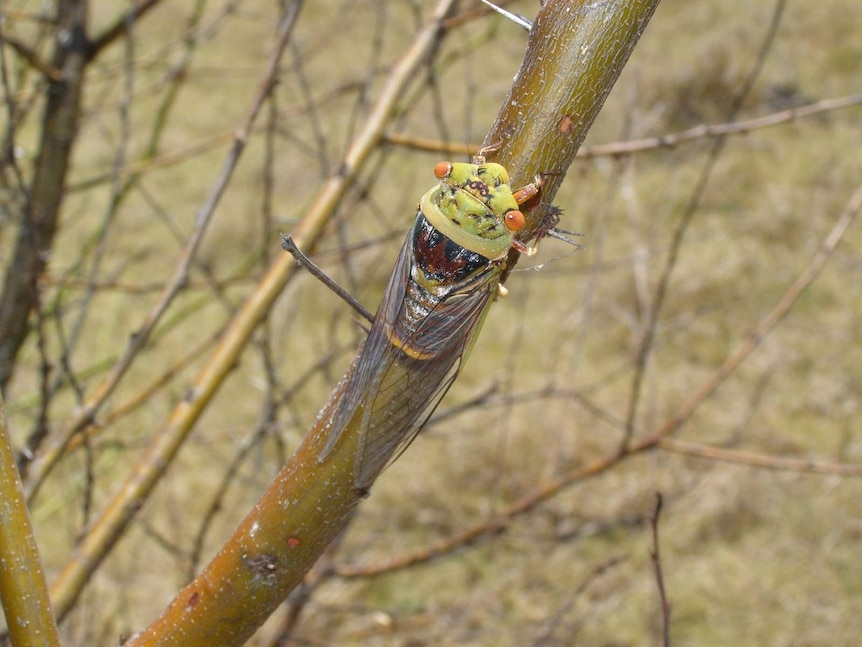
[659,438,862,477]
[67,78,365,193]
[576,92,862,157]
[281,234,375,324]
[0,0,89,390]
[531,556,627,646]
[86,0,164,60]
[480,0,533,32]
[45,1,139,459]
[382,92,862,159]
[0,34,64,80]
[650,493,671,647]
[61,330,220,455]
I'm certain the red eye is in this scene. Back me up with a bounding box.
[505,210,525,232]
[434,162,453,179]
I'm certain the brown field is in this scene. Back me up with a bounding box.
[2,0,861,645]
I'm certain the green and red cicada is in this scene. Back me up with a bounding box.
[304,157,551,490]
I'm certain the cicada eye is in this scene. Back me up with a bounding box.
[505,210,525,232]
[434,162,453,179]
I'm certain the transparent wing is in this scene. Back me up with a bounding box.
[322,221,500,489]
[319,232,413,455]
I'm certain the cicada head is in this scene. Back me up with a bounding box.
[419,161,526,260]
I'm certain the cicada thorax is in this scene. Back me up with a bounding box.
[419,161,526,261]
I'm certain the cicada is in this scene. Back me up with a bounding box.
[315,158,543,490]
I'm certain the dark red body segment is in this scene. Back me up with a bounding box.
[412,213,488,283]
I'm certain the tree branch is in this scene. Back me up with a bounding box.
[0,0,89,391]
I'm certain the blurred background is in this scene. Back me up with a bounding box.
[2,0,861,644]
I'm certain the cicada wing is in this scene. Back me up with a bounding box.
[318,218,501,490]
[352,265,500,489]
[319,230,414,459]
[354,356,461,489]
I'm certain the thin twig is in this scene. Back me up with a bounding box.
[61,330,221,455]
[0,0,89,391]
[381,91,862,158]
[576,92,862,157]
[281,234,374,324]
[659,438,862,477]
[1,35,64,80]
[650,493,671,647]
[530,556,627,646]
[67,78,365,193]
[47,2,138,456]
[86,0,164,60]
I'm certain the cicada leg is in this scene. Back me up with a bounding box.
[531,204,563,242]
[512,174,544,207]
[512,186,583,256]
[509,174,546,256]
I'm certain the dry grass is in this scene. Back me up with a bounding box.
[3,0,862,644]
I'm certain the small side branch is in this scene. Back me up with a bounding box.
[650,492,671,647]
[281,234,374,324]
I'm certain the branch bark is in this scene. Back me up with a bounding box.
[0,0,89,391]
[0,393,60,646]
